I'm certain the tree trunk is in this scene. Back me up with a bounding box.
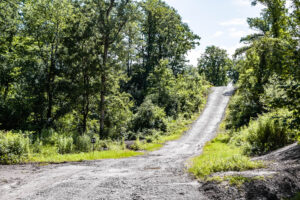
[82,62,89,134]
[46,59,55,126]
[100,42,108,138]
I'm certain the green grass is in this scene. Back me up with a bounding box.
[140,143,163,151]
[28,150,143,163]
[189,134,264,179]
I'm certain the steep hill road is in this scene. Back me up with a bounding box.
[0,84,234,200]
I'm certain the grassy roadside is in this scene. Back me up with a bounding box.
[188,120,264,179]
[28,150,143,163]
[1,90,210,165]
[25,108,205,164]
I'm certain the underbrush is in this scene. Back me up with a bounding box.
[0,131,30,164]
[0,84,210,165]
[0,108,202,164]
[230,109,297,155]
[131,113,199,151]
[189,134,264,179]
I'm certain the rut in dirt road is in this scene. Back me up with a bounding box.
[0,84,234,200]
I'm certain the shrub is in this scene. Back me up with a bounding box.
[232,109,294,155]
[31,138,43,153]
[76,134,91,152]
[226,93,262,130]
[130,137,142,151]
[131,98,167,133]
[57,136,74,154]
[0,131,30,164]
[40,129,59,145]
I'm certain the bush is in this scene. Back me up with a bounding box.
[130,137,142,151]
[76,134,91,152]
[0,131,30,164]
[40,129,59,145]
[232,109,294,155]
[131,98,167,133]
[226,93,262,129]
[31,138,43,153]
[57,136,74,154]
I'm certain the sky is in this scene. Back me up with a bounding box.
[163,0,265,66]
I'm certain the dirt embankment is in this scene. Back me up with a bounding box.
[200,143,300,200]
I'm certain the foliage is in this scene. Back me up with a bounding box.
[57,136,74,154]
[198,46,231,86]
[0,0,204,145]
[0,131,30,164]
[230,109,296,155]
[76,134,91,153]
[131,98,167,134]
[130,137,142,151]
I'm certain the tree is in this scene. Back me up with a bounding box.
[235,0,289,56]
[198,46,230,86]
[21,0,74,128]
[88,0,133,138]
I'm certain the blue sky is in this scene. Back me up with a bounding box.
[163,0,264,66]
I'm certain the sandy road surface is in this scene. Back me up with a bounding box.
[0,85,234,200]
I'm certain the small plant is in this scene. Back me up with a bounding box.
[76,134,91,152]
[57,136,74,154]
[31,138,43,153]
[130,137,142,151]
[0,131,30,164]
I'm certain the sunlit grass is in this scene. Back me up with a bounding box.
[189,134,264,179]
[140,143,163,151]
[28,150,143,163]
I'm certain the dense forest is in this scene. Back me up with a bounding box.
[0,0,299,165]
[0,0,211,163]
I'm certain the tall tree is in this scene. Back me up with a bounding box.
[198,46,230,86]
[22,0,73,127]
[90,0,132,138]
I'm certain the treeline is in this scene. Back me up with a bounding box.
[226,0,299,155]
[0,0,209,145]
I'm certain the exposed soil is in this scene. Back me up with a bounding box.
[0,85,234,200]
[200,143,300,200]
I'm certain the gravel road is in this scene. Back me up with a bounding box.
[0,84,234,200]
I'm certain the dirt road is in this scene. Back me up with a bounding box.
[0,85,234,200]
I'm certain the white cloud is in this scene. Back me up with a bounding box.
[186,48,203,67]
[212,31,224,38]
[221,43,244,57]
[220,18,247,26]
[227,28,247,38]
[228,27,257,38]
